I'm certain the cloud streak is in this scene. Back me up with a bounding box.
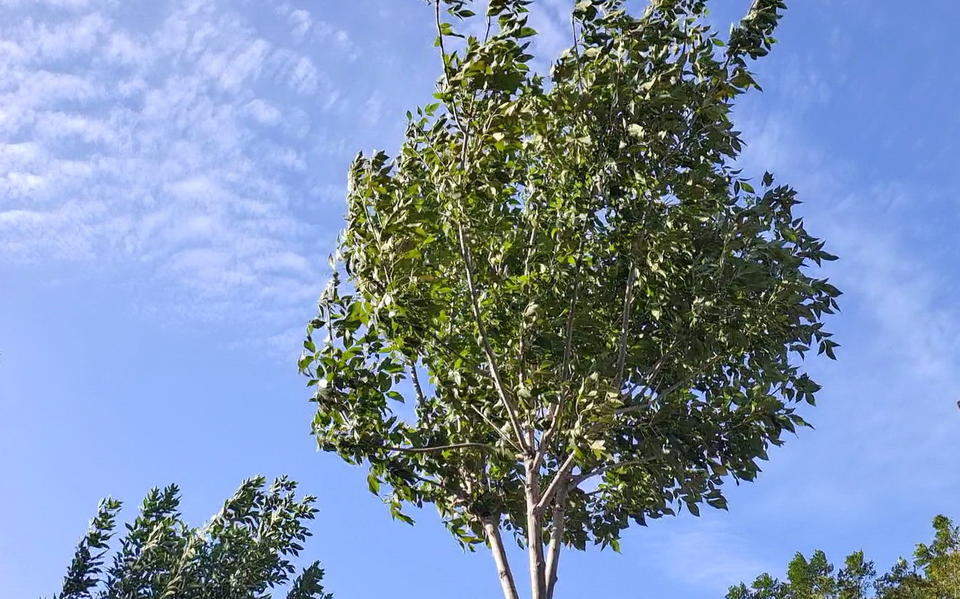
[0,0,359,329]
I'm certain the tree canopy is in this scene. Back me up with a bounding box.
[727,515,960,599]
[54,476,332,599]
[299,1,839,597]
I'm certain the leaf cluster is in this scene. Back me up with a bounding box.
[300,0,840,551]
[728,515,960,599]
[53,477,332,599]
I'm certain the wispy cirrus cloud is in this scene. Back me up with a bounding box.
[646,519,773,591]
[726,29,960,541]
[0,0,363,329]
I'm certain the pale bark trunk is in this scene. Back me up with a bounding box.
[544,483,569,599]
[484,517,521,599]
[524,460,547,599]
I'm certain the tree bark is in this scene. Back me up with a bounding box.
[544,482,569,599]
[524,460,547,599]
[483,517,520,599]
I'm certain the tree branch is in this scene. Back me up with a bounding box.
[570,458,653,487]
[614,241,640,389]
[536,453,577,511]
[434,0,527,454]
[457,222,529,452]
[382,442,495,454]
[483,516,521,599]
[544,483,569,599]
[469,405,522,453]
[536,206,593,471]
[615,352,727,416]
[408,358,427,404]
[534,403,564,472]
[524,460,547,599]
[433,0,464,131]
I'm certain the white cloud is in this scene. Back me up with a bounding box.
[243,98,282,125]
[274,2,353,56]
[287,9,312,40]
[0,0,95,7]
[8,70,100,107]
[0,0,355,333]
[361,91,384,127]
[104,30,146,65]
[26,12,111,60]
[741,107,960,397]
[284,54,321,94]
[645,520,772,592]
[730,57,960,512]
[528,0,571,67]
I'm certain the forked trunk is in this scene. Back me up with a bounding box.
[485,487,567,599]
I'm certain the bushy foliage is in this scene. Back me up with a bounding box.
[54,476,332,599]
[300,1,838,597]
[728,516,960,599]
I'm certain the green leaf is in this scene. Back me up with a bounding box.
[303,0,837,589]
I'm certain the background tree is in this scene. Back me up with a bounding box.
[727,515,960,599]
[54,476,332,599]
[300,1,840,598]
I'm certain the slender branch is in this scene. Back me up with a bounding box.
[411,472,444,489]
[614,241,640,389]
[518,209,541,393]
[534,402,563,472]
[470,404,522,452]
[570,10,586,94]
[559,232,586,379]
[536,203,594,471]
[408,358,427,404]
[615,351,727,416]
[434,0,528,454]
[483,517,521,599]
[570,458,653,487]
[630,351,671,400]
[457,223,529,452]
[382,442,495,454]
[614,380,685,416]
[536,453,577,511]
[433,0,464,131]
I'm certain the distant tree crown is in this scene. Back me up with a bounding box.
[54,476,332,599]
[728,515,960,599]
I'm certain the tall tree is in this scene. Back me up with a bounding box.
[54,476,333,599]
[300,1,839,598]
[727,515,960,599]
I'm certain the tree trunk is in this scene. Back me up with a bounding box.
[483,517,520,599]
[524,460,547,599]
[544,482,569,599]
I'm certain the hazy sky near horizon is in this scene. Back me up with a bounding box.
[1,1,959,597]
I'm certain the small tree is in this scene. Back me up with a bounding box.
[300,1,839,598]
[727,515,960,599]
[54,476,332,599]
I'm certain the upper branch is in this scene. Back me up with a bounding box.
[383,442,497,454]
[535,453,577,511]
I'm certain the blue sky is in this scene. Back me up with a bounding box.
[1,0,958,597]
